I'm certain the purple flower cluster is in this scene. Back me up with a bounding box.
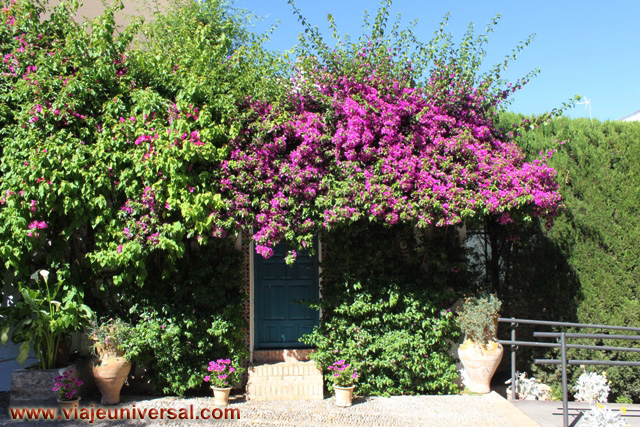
[27,219,48,237]
[203,358,237,388]
[119,187,164,247]
[328,359,358,387]
[220,57,561,261]
[52,369,83,401]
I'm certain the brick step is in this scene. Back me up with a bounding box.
[246,380,324,401]
[246,360,324,401]
[248,361,322,379]
[253,349,314,363]
[247,394,323,401]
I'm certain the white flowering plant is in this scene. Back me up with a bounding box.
[573,367,610,403]
[580,404,629,427]
[505,372,551,400]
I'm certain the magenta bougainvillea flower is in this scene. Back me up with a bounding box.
[220,57,561,260]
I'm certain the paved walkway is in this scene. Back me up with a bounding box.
[6,390,640,426]
[513,400,640,427]
[2,392,538,426]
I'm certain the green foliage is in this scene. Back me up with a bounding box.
[616,395,633,405]
[116,238,248,396]
[502,114,640,402]
[0,270,92,369]
[302,286,460,396]
[0,0,283,286]
[0,0,271,393]
[302,221,463,396]
[290,0,538,99]
[456,293,501,345]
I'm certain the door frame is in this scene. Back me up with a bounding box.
[249,239,322,362]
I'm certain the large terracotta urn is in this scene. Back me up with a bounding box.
[458,340,503,394]
[91,357,131,404]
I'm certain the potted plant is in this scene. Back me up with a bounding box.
[53,368,83,412]
[456,292,503,394]
[203,358,241,406]
[1,270,93,406]
[89,318,134,404]
[329,359,358,407]
[0,270,93,369]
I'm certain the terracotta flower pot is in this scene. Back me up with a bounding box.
[458,340,503,394]
[334,385,355,407]
[57,397,81,419]
[58,397,81,410]
[91,357,131,405]
[211,386,232,406]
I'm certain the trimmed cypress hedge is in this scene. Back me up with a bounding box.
[502,114,640,401]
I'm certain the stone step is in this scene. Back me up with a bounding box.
[246,361,324,401]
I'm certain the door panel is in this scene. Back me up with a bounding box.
[262,284,286,320]
[254,240,319,349]
[289,283,316,320]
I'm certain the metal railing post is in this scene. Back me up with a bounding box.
[561,332,568,427]
[510,318,517,401]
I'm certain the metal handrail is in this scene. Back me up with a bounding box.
[497,317,640,427]
[497,317,640,332]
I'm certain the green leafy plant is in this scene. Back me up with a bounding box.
[616,395,633,405]
[124,302,248,396]
[456,293,502,346]
[551,383,563,401]
[0,0,268,395]
[301,221,464,396]
[0,0,284,300]
[302,285,460,396]
[0,270,92,369]
[111,237,249,396]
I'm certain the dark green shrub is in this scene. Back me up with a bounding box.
[98,237,247,396]
[302,221,467,396]
[302,284,460,396]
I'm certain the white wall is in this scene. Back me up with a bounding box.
[1,280,38,391]
[0,340,38,391]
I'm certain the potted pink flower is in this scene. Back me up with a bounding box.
[329,359,358,407]
[52,369,83,412]
[204,359,240,406]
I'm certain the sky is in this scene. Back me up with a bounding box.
[236,0,640,121]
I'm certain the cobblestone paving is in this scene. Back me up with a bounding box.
[1,391,537,426]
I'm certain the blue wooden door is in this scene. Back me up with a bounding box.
[254,241,319,349]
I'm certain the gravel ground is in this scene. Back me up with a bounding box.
[1,391,535,426]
